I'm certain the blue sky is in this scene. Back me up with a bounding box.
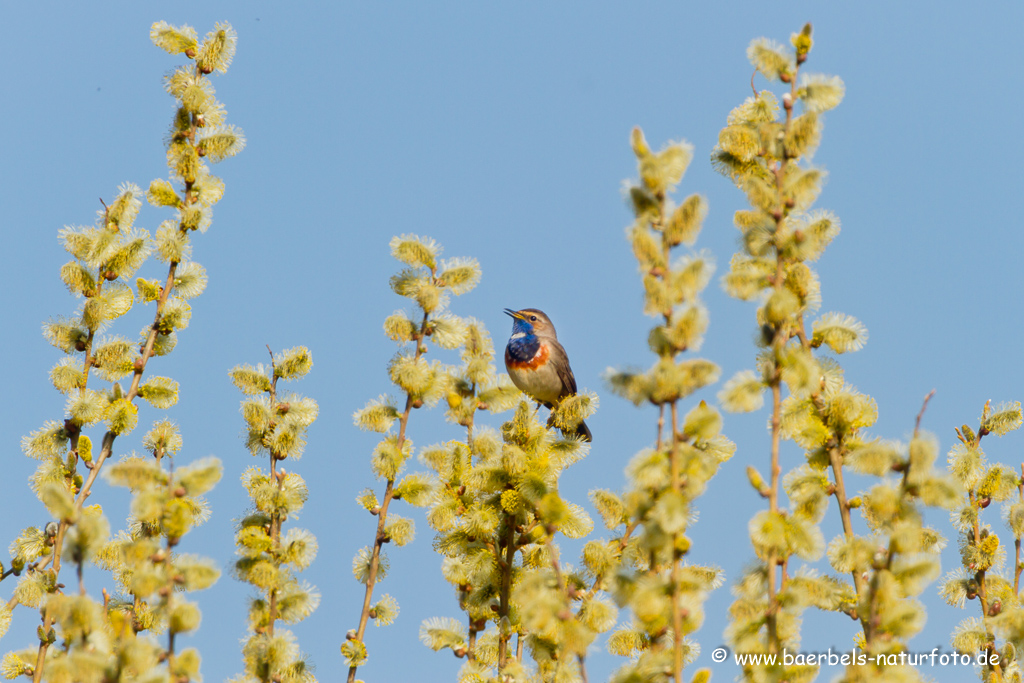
[2,2,1023,682]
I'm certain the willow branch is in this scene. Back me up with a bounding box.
[496,516,517,670]
[348,312,430,683]
[1016,464,1024,595]
[32,175,195,683]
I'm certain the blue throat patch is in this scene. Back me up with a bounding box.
[510,317,533,336]
[507,334,540,363]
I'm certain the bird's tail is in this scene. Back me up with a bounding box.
[547,413,593,442]
[574,419,592,443]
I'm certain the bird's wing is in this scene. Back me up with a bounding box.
[547,339,578,398]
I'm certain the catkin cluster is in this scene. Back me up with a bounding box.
[716,24,968,683]
[2,21,243,683]
[229,347,320,683]
[941,401,1024,683]
[598,128,734,683]
[345,236,484,681]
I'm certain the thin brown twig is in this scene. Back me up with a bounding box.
[963,416,1003,678]
[578,654,589,683]
[827,444,863,595]
[460,392,481,662]
[914,389,936,436]
[161,485,179,670]
[656,404,665,450]
[266,352,282,636]
[667,399,685,683]
[1016,463,1024,595]
[762,52,802,658]
[541,533,573,682]
[496,515,517,670]
[348,312,431,683]
[466,623,478,663]
[583,521,638,600]
[765,379,782,652]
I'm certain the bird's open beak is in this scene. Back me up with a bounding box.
[504,308,522,320]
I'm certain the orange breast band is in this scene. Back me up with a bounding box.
[508,343,549,371]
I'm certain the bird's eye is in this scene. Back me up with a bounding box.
[530,316,537,322]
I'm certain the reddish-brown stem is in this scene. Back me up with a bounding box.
[669,402,681,493]
[828,446,863,595]
[544,533,568,603]
[1016,464,1024,594]
[667,400,685,683]
[961,420,1003,679]
[914,390,936,436]
[969,483,1002,677]
[496,516,517,670]
[583,521,638,601]
[765,379,782,653]
[461,404,479,661]
[466,626,478,663]
[346,483,395,681]
[863,394,944,649]
[266,358,282,637]
[348,312,430,683]
[162,498,179,672]
[760,56,803,658]
[651,183,691,680]
[656,404,665,450]
[802,315,860,597]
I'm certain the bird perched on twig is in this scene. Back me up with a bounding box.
[503,308,592,442]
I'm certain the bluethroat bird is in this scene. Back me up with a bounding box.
[504,308,592,442]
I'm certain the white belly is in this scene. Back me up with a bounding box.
[509,362,563,405]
